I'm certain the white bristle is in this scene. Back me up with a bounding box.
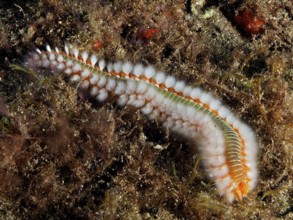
[46,44,51,52]
[183,86,192,97]
[150,109,160,120]
[72,63,81,73]
[176,103,185,114]
[98,59,106,71]
[64,68,72,75]
[136,81,148,94]
[90,55,98,66]
[89,73,99,84]
[80,80,90,90]
[97,75,107,87]
[200,92,213,104]
[81,51,89,62]
[64,45,69,55]
[97,89,108,102]
[163,117,175,129]
[66,60,73,67]
[81,68,91,78]
[106,78,116,91]
[122,61,133,74]
[36,48,42,54]
[70,74,80,82]
[134,100,145,108]
[114,81,126,95]
[127,94,136,105]
[217,107,230,119]
[133,98,145,108]
[50,60,57,68]
[165,76,176,88]
[113,61,123,73]
[55,47,59,53]
[190,87,202,99]
[57,55,64,63]
[31,53,40,61]
[225,113,236,125]
[49,53,55,61]
[145,86,157,100]
[145,66,156,79]
[141,103,153,115]
[174,80,185,93]
[90,87,99,96]
[42,60,50,68]
[186,106,195,119]
[57,63,65,71]
[125,80,137,94]
[107,62,113,72]
[133,64,144,77]
[137,94,145,102]
[41,54,47,60]
[73,48,79,58]
[117,94,128,106]
[155,71,166,84]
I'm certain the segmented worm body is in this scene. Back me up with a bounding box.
[26,44,258,202]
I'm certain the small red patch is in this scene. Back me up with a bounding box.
[141,28,159,40]
[93,38,103,50]
[234,9,265,36]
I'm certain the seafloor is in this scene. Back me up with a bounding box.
[0,0,292,219]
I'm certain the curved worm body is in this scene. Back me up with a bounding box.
[26,44,258,202]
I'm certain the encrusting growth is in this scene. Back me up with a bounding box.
[26,44,258,202]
